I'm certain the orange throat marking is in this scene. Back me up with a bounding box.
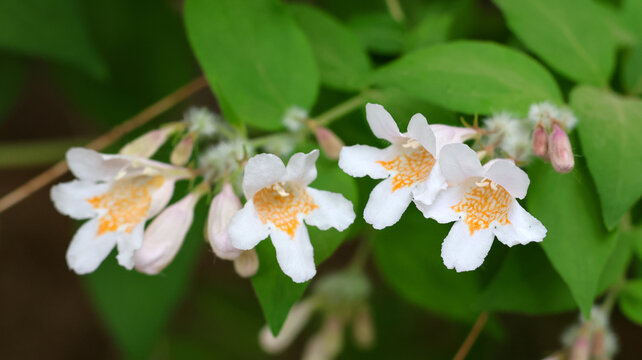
[451,179,512,235]
[253,183,318,238]
[87,175,165,236]
[377,147,436,192]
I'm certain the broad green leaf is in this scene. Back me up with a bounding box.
[570,86,642,229]
[595,2,637,47]
[481,245,576,314]
[185,0,319,130]
[347,13,404,56]
[622,46,642,96]
[54,0,198,126]
[493,0,617,86]
[289,4,372,91]
[373,210,482,322]
[403,0,473,52]
[86,197,206,360]
[528,159,618,318]
[623,0,642,40]
[0,0,106,78]
[619,279,642,326]
[597,229,632,293]
[370,41,562,116]
[0,54,26,120]
[252,159,358,335]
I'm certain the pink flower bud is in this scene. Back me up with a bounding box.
[207,183,242,260]
[170,132,196,166]
[134,192,200,274]
[548,123,574,173]
[570,331,590,360]
[352,306,375,349]
[259,300,316,354]
[532,123,548,158]
[314,126,344,160]
[234,249,259,278]
[120,129,170,158]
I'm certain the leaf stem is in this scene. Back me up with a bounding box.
[602,276,627,315]
[314,91,369,127]
[384,0,406,23]
[453,312,489,360]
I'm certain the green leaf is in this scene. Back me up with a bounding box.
[0,0,106,78]
[493,0,617,85]
[373,210,482,322]
[370,41,562,116]
[597,229,632,293]
[528,159,618,318]
[185,0,319,130]
[53,0,198,126]
[570,86,642,229]
[251,159,358,335]
[347,13,404,56]
[481,245,576,314]
[622,45,642,96]
[623,0,642,40]
[630,227,642,261]
[85,197,206,360]
[289,4,372,91]
[403,0,473,52]
[0,54,26,120]
[619,279,642,326]
[595,2,637,47]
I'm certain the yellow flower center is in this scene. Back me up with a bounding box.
[451,179,512,235]
[377,145,436,192]
[87,175,165,236]
[253,183,318,238]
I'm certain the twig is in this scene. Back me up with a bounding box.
[453,312,488,360]
[384,0,406,23]
[0,76,209,214]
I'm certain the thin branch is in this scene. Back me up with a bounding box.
[453,312,488,360]
[384,0,406,23]
[0,76,209,214]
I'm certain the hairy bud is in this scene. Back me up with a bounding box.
[171,132,197,166]
[532,123,548,158]
[548,123,574,173]
[314,126,344,160]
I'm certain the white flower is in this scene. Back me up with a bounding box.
[134,190,203,274]
[418,143,546,272]
[338,103,475,230]
[51,148,192,274]
[229,150,355,283]
[185,107,218,136]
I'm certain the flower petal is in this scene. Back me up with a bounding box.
[243,153,286,198]
[415,183,465,223]
[441,221,495,272]
[363,178,412,230]
[271,226,316,283]
[412,162,447,206]
[50,180,110,220]
[406,113,436,155]
[338,145,394,179]
[483,159,529,199]
[66,219,117,274]
[148,178,175,218]
[285,150,319,186]
[67,148,131,182]
[438,143,483,184]
[494,200,546,246]
[229,201,270,250]
[116,222,145,270]
[304,187,355,231]
[431,124,476,154]
[365,103,403,142]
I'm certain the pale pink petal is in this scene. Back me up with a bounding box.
[431,124,476,153]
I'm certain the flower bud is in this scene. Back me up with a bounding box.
[170,132,197,166]
[548,123,574,173]
[532,123,548,158]
[352,306,375,349]
[120,128,171,158]
[207,183,242,260]
[314,126,344,160]
[259,300,316,354]
[134,191,201,275]
[302,316,344,360]
[570,330,590,360]
[234,249,259,278]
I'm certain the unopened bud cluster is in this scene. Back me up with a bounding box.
[528,102,577,173]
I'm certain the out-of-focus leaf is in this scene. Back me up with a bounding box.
[403,0,473,52]
[623,0,642,40]
[185,0,319,130]
[481,245,576,314]
[0,54,26,120]
[347,13,405,56]
[630,227,642,261]
[289,4,372,91]
[54,0,198,125]
[595,2,637,47]
[570,86,642,229]
[493,0,617,86]
[373,210,483,322]
[528,159,618,318]
[0,0,106,78]
[370,41,562,116]
[86,196,206,360]
[622,46,642,96]
[597,229,632,293]
[619,278,642,326]
[251,159,358,335]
